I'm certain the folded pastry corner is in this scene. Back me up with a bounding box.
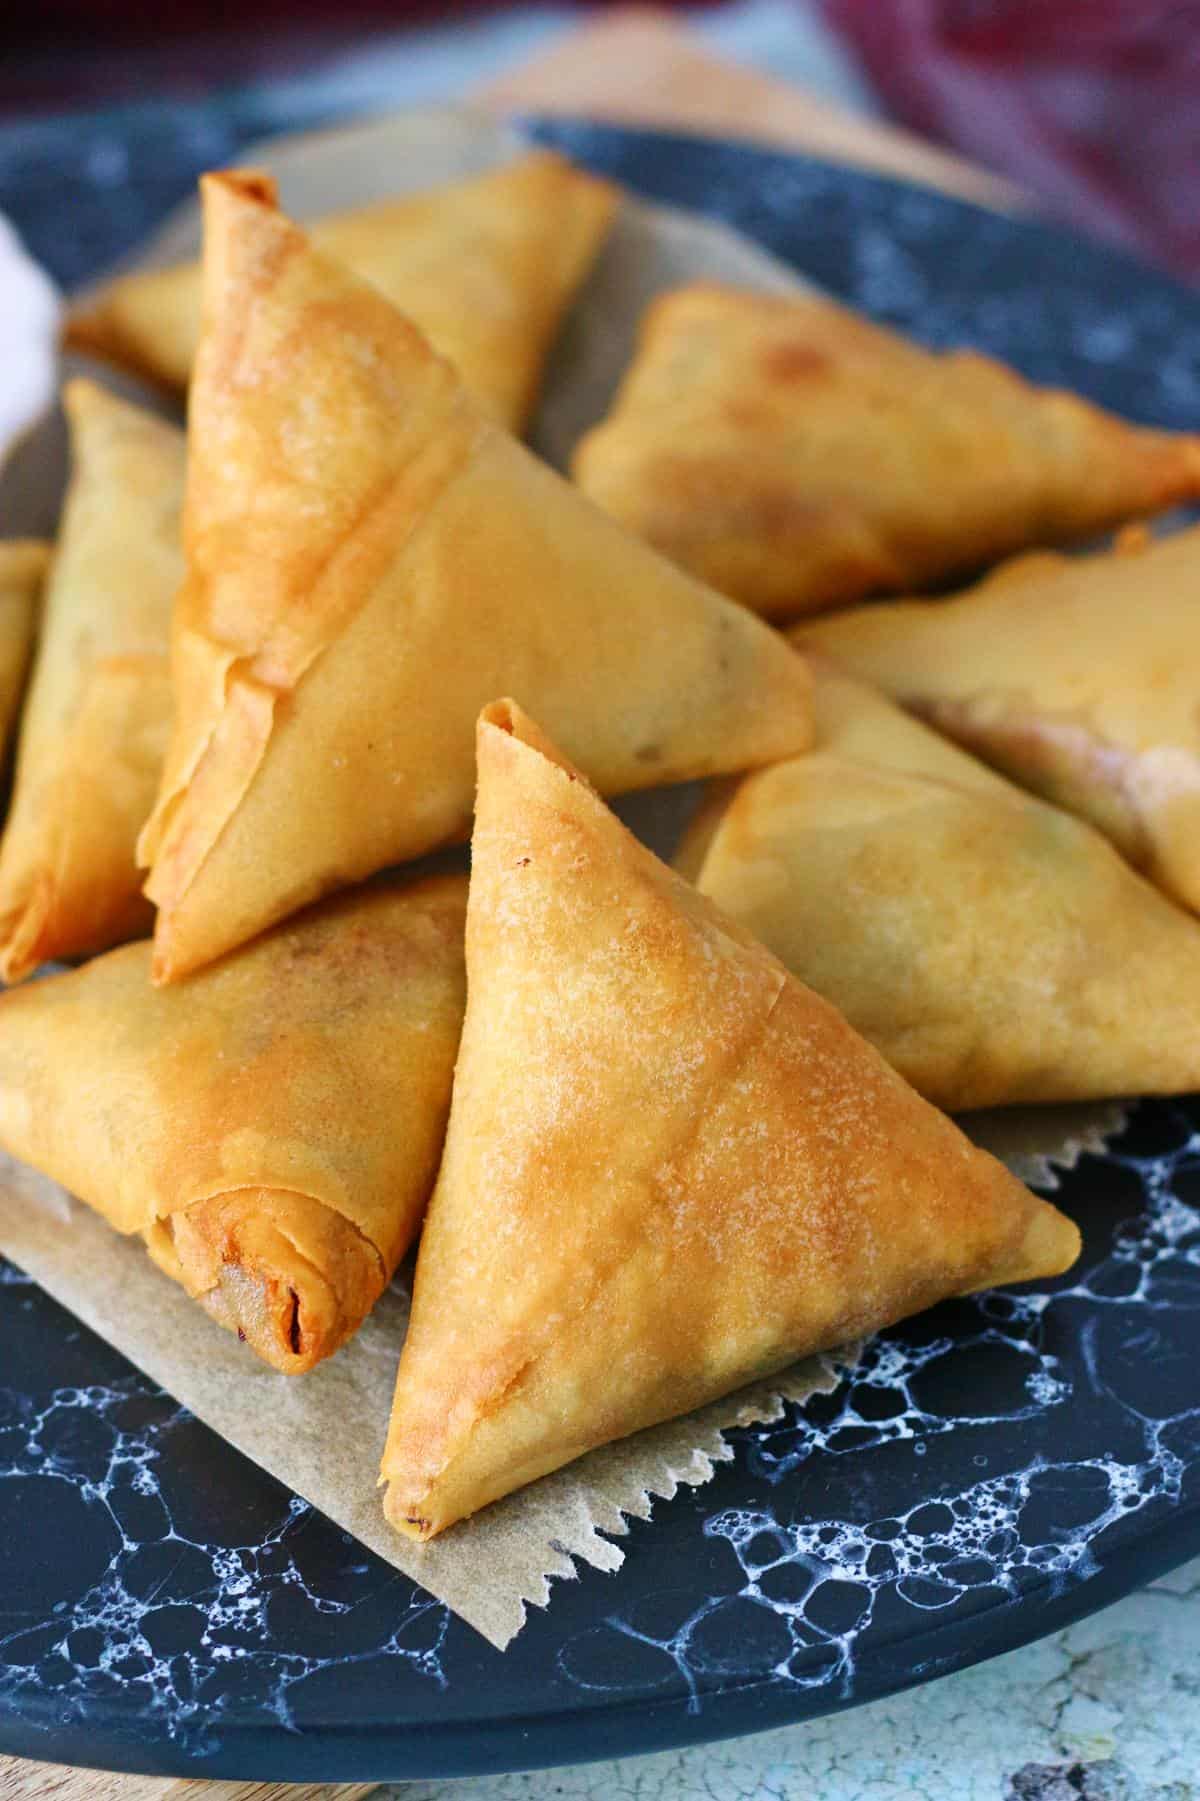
[64,150,617,429]
[801,524,1200,915]
[678,663,1200,1111]
[143,1188,384,1374]
[139,175,812,983]
[0,873,468,1372]
[572,282,1200,618]
[379,700,1078,1539]
[0,379,184,981]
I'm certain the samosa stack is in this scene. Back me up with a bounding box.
[12,130,1200,1560]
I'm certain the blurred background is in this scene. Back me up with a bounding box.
[1,0,1194,456]
[1,1,1196,278]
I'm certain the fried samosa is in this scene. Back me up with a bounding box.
[138,174,814,985]
[802,525,1200,914]
[65,150,617,430]
[677,665,1200,1111]
[0,874,466,1373]
[572,283,1200,619]
[0,541,48,772]
[0,382,184,981]
[379,701,1079,1539]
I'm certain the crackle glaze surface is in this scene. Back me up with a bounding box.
[2,116,1200,1782]
[381,1554,1200,1798]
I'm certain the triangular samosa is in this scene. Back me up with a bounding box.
[0,382,184,980]
[379,701,1078,1539]
[677,664,1200,1111]
[572,282,1200,620]
[802,525,1200,914]
[65,150,618,430]
[0,540,48,773]
[138,174,814,984]
[0,874,466,1373]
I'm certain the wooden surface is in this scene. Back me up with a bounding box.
[0,1765,376,1801]
[4,12,1009,1797]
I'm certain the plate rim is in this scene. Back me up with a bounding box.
[3,1487,1198,1782]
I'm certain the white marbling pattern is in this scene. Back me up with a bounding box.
[386,1554,1200,1799]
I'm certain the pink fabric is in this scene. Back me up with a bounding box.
[823,0,1200,279]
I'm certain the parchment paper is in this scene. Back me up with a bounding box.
[0,108,1125,1649]
[0,1158,848,1649]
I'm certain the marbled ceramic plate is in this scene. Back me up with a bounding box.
[3,114,1200,1784]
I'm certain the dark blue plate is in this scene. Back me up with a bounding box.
[3,113,1200,1785]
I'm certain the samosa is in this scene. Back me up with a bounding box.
[0,874,466,1373]
[0,382,184,980]
[65,150,618,430]
[139,174,814,984]
[379,701,1078,1539]
[0,541,48,774]
[572,283,1200,619]
[678,664,1200,1111]
[802,525,1200,915]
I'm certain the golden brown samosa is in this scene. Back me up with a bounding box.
[0,382,184,981]
[379,701,1079,1539]
[677,665,1200,1110]
[801,525,1200,914]
[65,150,617,430]
[0,874,466,1373]
[0,541,48,772]
[572,283,1200,620]
[138,174,814,985]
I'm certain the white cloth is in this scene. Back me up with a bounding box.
[0,211,58,471]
